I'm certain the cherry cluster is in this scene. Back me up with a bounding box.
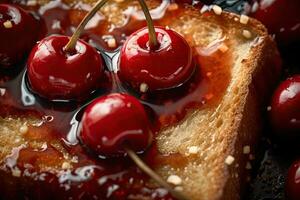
[1,0,300,199]
[0,1,193,199]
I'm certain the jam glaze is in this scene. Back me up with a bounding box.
[0,1,232,199]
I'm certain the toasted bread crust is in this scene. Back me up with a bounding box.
[222,23,281,200]
[155,11,281,200]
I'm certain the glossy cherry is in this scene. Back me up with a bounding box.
[27,35,103,100]
[270,75,300,135]
[286,160,300,200]
[118,26,194,92]
[251,0,300,45]
[0,4,39,67]
[79,93,152,158]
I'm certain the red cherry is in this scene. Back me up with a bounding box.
[251,0,300,45]
[79,93,152,158]
[118,26,194,92]
[286,160,300,200]
[27,35,104,100]
[270,75,300,135]
[0,4,39,67]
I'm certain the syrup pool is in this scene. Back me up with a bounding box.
[0,1,232,199]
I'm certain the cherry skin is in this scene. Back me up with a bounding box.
[79,93,152,158]
[118,26,194,92]
[286,160,300,200]
[270,75,300,136]
[0,4,39,67]
[251,0,300,45]
[27,35,104,101]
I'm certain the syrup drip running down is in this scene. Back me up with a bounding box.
[0,0,232,199]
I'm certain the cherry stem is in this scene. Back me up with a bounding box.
[125,147,189,200]
[64,0,110,52]
[137,0,158,50]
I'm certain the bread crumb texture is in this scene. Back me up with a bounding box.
[0,117,75,174]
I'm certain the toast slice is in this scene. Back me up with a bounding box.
[0,1,281,200]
